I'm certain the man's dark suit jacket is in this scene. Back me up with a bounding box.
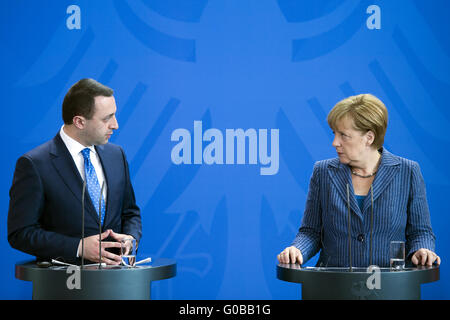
[7,133,142,263]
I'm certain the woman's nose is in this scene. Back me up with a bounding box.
[332,135,340,147]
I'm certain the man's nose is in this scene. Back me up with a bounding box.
[111,116,119,130]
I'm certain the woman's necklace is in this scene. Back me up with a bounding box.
[351,152,382,178]
[351,170,377,178]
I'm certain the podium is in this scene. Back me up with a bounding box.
[15,258,176,300]
[277,264,439,300]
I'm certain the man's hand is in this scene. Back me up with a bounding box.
[411,248,440,267]
[108,230,136,256]
[79,229,122,265]
[108,230,134,242]
[277,246,303,265]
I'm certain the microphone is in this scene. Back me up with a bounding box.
[52,259,106,268]
[81,179,86,269]
[346,183,352,272]
[98,181,105,269]
[135,257,152,265]
[52,259,76,267]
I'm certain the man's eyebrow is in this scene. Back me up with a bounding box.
[103,113,115,119]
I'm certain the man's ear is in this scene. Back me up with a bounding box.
[72,115,86,130]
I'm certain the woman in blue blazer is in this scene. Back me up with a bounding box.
[278,94,440,268]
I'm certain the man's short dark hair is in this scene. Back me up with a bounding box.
[62,78,114,124]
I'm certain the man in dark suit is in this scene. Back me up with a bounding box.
[7,78,142,265]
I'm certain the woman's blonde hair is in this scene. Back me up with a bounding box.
[327,94,388,149]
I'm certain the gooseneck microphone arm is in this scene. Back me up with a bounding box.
[98,181,105,269]
[346,183,375,269]
[346,183,352,272]
[369,185,374,266]
[81,180,86,269]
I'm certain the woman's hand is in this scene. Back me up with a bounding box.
[411,248,440,266]
[277,246,303,265]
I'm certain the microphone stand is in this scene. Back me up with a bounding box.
[346,184,375,270]
[346,184,353,272]
[98,181,105,269]
[369,186,374,266]
[81,180,86,269]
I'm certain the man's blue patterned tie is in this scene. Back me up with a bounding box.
[81,148,105,225]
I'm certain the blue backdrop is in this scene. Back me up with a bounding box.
[1,0,449,299]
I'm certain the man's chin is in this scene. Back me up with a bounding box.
[93,139,109,146]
